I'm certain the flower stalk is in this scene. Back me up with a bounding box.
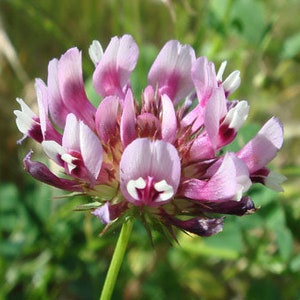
[100,217,134,300]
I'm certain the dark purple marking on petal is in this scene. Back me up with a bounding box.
[24,151,82,192]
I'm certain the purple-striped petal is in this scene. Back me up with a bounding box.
[93,35,139,98]
[57,48,96,129]
[148,40,196,105]
[120,138,181,206]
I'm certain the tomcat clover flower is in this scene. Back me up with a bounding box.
[15,34,285,241]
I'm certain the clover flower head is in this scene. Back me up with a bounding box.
[14,34,285,240]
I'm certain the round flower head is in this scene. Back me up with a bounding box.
[15,34,285,240]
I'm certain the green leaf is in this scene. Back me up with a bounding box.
[281,33,300,59]
[230,0,266,45]
[73,201,101,211]
[275,227,293,261]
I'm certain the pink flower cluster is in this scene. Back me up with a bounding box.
[15,34,285,238]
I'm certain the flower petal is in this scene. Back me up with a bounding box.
[89,40,103,66]
[204,87,227,149]
[167,215,224,237]
[93,34,139,98]
[180,153,240,202]
[47,58,69,128]
[23,151,82,192]
[237,117,284,173]
[57,47,96,129]
[148,40,196,104]
[120,138,181,204]
[62,114,80,151]
[181,57,219,131]
[79,121,103,182]
[120,89,137,148]
[95,96,120,143]
[92,203,110,224]
[161,94,177,143]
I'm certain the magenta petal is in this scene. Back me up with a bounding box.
[161,94,177,143]
[148,40,196,104]
[57,48,95,129]
[79,121,103,182]
[189,134,215,160]
[120,138,181,203]
[120,89,136,148]
[237,117,284,173]
[95,96,120,143]
[23,151,82,192]
[93,35,139,98]
[180,154,238,202]
[47,58,69,128]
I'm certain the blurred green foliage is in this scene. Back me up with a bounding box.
[0,0,299,299]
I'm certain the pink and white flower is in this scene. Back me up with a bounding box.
[15,34,285,239]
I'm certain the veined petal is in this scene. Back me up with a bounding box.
[57,47,96,129]
[148,40,196,104]
[161,94,177,143]
[120,138,181,205]
[237,117,284,173]
[93,34,139,98]
[95,96,120,143]
[120,89,136,148]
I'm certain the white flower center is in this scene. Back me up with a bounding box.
[126,177,174,205]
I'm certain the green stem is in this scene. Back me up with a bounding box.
[100,217,134,300]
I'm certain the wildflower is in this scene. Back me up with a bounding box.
[14,34,284,240]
